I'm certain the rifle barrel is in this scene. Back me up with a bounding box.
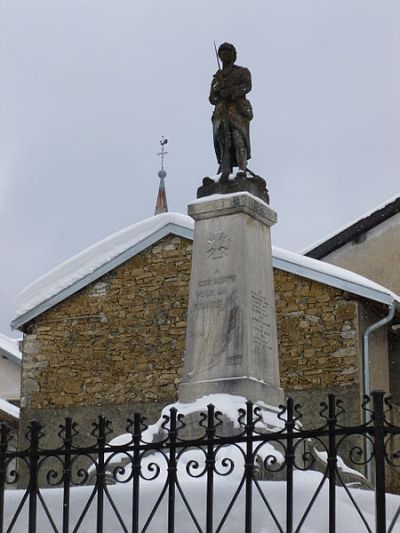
[213,41,221,70]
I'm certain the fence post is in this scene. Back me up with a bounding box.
[167,408,177,533]
[96,416,106,533]
[0,423,9,533]
[131,413,142,533]
[62,418,72,533]
[286,398,294,533]
[372,391,386,533]
[206,404,215,533]
[327,394,337,533]
[244,401,254,533]
[28,420,40,533]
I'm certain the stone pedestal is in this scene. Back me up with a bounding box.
[197,174,269,204]
[179,192,283,406]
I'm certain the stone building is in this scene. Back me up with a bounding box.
[10,211,400,447]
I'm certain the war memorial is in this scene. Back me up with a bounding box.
[180,43,282,407]
[2,43,400,532]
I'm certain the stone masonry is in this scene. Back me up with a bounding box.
[19,234,390,442]
[17,230,399,491]
[21,235,192,410]
[275,270,359,392]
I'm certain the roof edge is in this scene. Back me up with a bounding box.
[0,347,22,366]
[12,219,399,330]
[0,398,20,420]
[12,223,193,330]
[272,256,395,306]
[303,196,400,259]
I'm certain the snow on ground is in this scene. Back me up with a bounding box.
[89,394,286,480]
[110,393,286,446]
[3,470,400,532]
[314,450,365,480]
[2,395,398,531]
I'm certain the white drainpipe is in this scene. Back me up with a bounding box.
[362,302,395,400]
[362,301,395,480]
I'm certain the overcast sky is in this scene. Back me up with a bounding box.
[1,0,399,336]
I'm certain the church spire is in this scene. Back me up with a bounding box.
[155,136,169,215]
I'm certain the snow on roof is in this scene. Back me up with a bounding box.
[12,209,400,330]
[0,333,22,364]
[0,397,20,419]
[272,246,400,306]
[12,213,194,329]
[301,193,400,255]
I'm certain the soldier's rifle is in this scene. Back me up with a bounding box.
[214,41,231,180]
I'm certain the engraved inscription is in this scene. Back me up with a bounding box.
[227,355,243,366]
[189,272,239,380]
[193,274,237,311]
[191,329,205,338]
[198,274,236,288]
[207,231,230,259]
[194,299,223,310]
[196,288,215,298]
[213,274,235,284]
[251,291,273,355]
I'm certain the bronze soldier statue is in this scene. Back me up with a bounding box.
[209,43,253,181]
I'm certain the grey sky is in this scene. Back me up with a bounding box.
[1,0,399,335]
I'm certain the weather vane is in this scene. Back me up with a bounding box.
[158,136,168,174]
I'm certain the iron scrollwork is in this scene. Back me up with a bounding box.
[1,391,399,531]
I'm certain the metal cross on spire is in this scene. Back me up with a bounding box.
[158,136,168,172]
[155,136,169,215]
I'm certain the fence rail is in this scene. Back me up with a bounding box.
[1,391,400,532]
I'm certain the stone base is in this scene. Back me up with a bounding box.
[181,192,282,408]
[179,377,283,406]
[197,173,269,204]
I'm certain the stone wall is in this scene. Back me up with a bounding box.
[17,235,398,492]
[20,240,377,413]
[275,270,360,393]
[21,235,192,410]
[19,236,390,436]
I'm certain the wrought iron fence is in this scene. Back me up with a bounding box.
[1,390,400,532]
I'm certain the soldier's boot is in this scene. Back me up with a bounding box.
[236,147,247,177]
[219,149,232,183]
